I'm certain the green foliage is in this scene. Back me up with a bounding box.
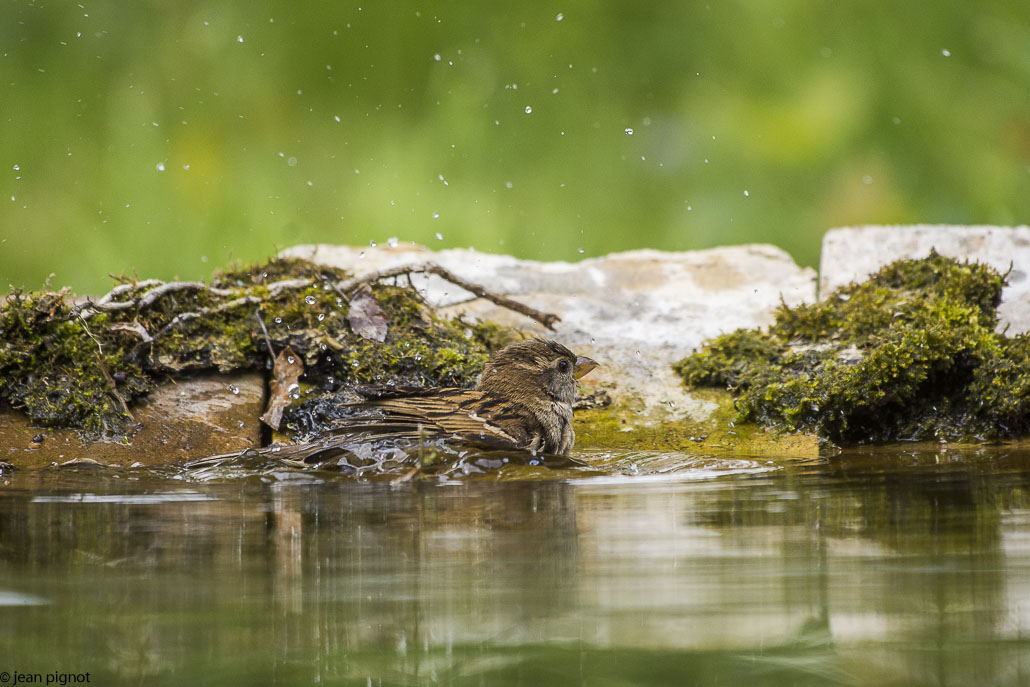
[0,259,510,439]
[2,1,1029,292]
[675,252,1028,444]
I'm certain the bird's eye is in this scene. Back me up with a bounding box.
[557,359,570,374]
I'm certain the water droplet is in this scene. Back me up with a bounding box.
[431,212,440,219]
[228,384,240,395]
[236,35,244,43]
[12,164,20,171]
[287,357,296,365]
[287,156,298,167]
[155,162,165,172]
[624,128,633,135]
[590,337,596,343]
[941,48,951,57]
[556,12,564,21]
[464,328,472,339]
[577,248,584,254]
[304,295,316,305]
[635,350,641,358]
[435,232,443,240]
[351,360,360,367]
[434,54,441,61]
[359,251,365,258]
[387,236,399,247]
[319,343,327,351]
[414,353,422,361]
[743,190,749,197]
[274,317,282,324]
[524,106,533,114]
[317,313,325,321]
[369,239,377,247]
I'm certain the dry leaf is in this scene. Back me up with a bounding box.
[260,345,305,430]
[347,284,390,342]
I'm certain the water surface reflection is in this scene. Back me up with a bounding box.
[2,447,1030,686]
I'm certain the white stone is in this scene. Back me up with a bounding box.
[820,225,1030,333]
[280,244,817,422]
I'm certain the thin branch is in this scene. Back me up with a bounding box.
[254,309,276,359]
[75,280,255,320]
[97,279,162,305]
[267,277,314,296]
[335,262,561,330]
[109,321,153,343]
[76,315,104,354]
[136,281,209,309]
[128,295,265,363]
[214,295,264,312]
[94,352,134,421]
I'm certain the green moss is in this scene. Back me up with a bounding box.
[675,251,1026,444]
[1,258,514,439]
[573,388,821,457]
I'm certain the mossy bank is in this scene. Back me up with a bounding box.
[676,252,1030,445]
[0,258,511,440]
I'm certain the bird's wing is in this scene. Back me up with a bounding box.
[328,388,536,450]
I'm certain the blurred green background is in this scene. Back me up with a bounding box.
[2,0,1028,294]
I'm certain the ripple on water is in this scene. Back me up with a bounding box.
[154,444,780,484]
[573,449,780,484]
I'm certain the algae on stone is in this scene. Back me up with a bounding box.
[0,258,510,439]
[675,251,1030,444]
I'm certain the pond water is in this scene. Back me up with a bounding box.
[2,446,1030,686]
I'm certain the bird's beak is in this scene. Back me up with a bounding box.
[574,356,599,379]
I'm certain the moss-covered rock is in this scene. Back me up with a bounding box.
[0,258,511,440]
[675,251,1030,444]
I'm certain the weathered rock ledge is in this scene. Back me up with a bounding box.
[279,242,820,456]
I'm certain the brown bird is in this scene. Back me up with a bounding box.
[348,338,597,452]
[236,339,599,469]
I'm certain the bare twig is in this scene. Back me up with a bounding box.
[267,278,314,296]
[128,294,265,363]
[335,262,561,330]
[75,280,247,320]
[97,280,162,305]
[76,315,104,354]
[94,352,134,421]
[109,321,153,343]
[137,281,208,309]
[254,309,276,359]
[214,295,264,312]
